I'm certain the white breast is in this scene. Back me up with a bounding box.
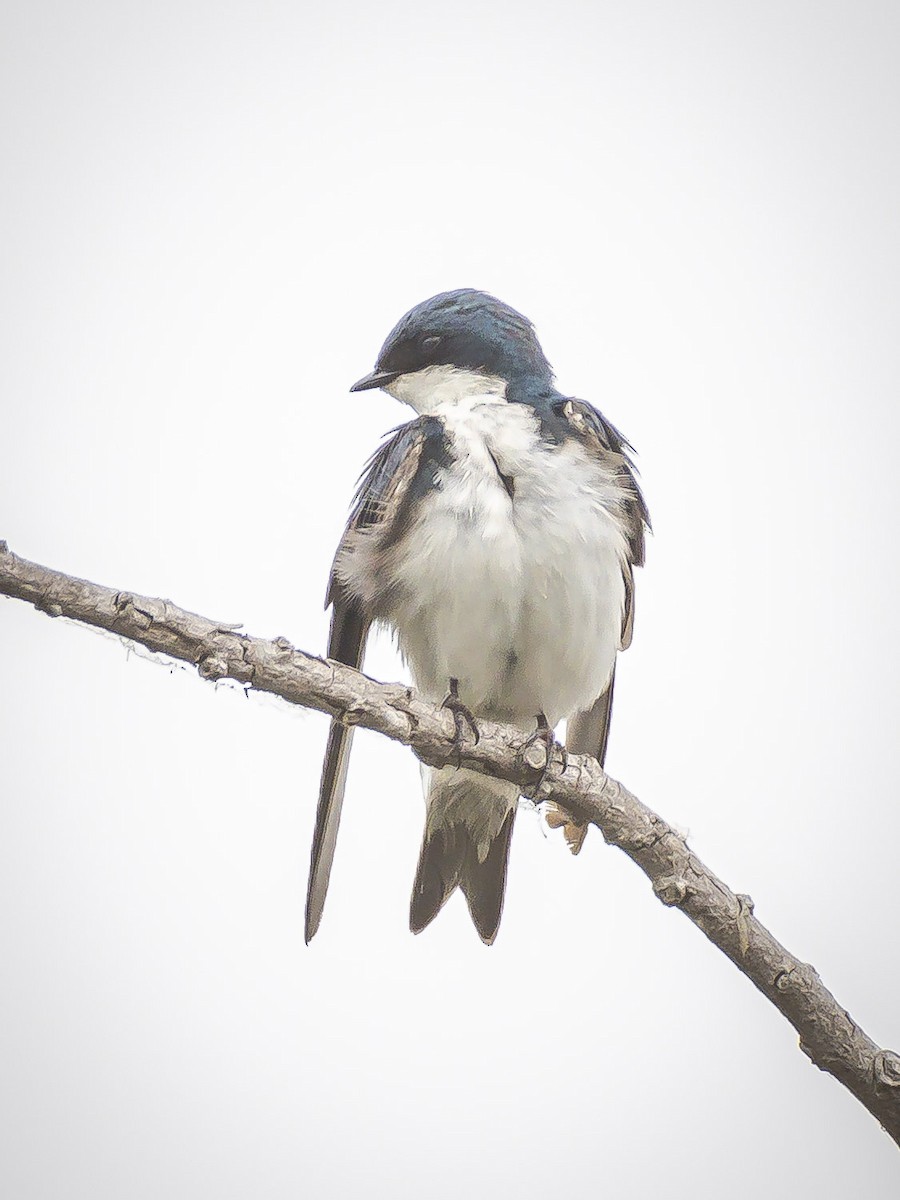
[383,394,630,726]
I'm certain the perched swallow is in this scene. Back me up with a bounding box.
[305,289,648,944]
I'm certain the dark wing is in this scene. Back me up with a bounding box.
[552,398,650,854]
[305,416,448,942]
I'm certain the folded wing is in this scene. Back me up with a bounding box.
[304,416,449,941]
[552,399,650,854]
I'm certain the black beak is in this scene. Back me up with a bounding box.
[349,369,400,393]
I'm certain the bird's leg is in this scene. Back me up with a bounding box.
[441,677,480,767]
[520,712,568,797]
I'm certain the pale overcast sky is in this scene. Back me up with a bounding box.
[2,2,899,1196]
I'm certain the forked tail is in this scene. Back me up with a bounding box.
[409,769,518,945]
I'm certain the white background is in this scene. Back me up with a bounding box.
[2,2,899,1195]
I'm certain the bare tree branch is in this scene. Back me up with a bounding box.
[2,539,899,1146]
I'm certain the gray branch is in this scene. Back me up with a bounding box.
[1,539,898,1146]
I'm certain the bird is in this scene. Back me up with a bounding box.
[305,289,649,944]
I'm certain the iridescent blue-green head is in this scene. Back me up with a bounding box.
[351,289,555,412]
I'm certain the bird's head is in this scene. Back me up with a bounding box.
[350,289,554,412]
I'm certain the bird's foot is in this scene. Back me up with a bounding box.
[441,677,480,767]
[519,713,568,798]
[545,804,589,855]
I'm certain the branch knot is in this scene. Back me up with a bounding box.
[196,649,229,681]
[653,874,688,906]
[113,592,153,630]
[874,1050,900,1091]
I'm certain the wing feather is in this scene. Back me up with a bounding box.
[305,417,447,941]
[551,399,650,854]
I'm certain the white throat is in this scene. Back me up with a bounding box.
[385,365,507,414]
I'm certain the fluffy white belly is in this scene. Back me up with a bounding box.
[384,397,629,725]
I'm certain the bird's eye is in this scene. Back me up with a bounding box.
[422,335,442,352]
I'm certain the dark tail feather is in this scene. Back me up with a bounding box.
[552,672,616,855]
[409,824,465,936]
[409,807,516,945]
[459,807,516,944]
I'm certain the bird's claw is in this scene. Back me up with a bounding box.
[520,713,567,798]
[442,677,480,767]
